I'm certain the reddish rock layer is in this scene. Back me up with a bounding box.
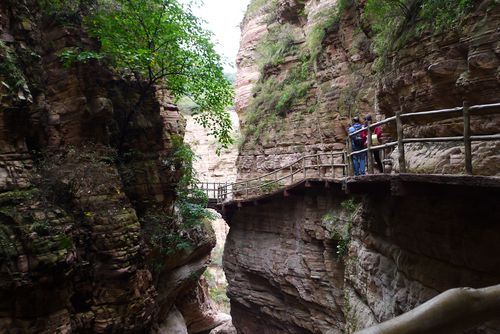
[0,0,218,333]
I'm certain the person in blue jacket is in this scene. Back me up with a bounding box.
[348,116,366,176]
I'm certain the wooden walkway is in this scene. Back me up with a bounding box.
[198,101,500,206]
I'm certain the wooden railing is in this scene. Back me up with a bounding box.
[210,101,499,204]
[197,182,228,201]
[216,151,348,203]
[348,101,500,175]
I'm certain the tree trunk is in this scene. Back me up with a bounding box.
[356,284,500,334]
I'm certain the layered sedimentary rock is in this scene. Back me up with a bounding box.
[228,0,500,333]
[378,5,500,175]
[0,0,218,332]
[236,0,499,179]
[224,188,349,334]
[345,186,500,333]
[235,0,375,180]
[224,182,500,333]
[184,111,240,183]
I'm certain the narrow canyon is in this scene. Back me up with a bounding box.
[0,0,499,333]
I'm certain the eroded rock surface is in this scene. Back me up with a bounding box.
[223,184,500,333]
[229,0,500,333]
[0,0,217,332]
[236,0,499,179]
[224,189,349,334]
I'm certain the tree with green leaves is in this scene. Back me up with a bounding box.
[60,0,233,152]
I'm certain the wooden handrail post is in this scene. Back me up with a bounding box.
[463,101,472,175]
[346,138,353,176]
[317,154,321,177]
[303,157,306,178]
[290,165,293,183]
[342,151,347,177]
[396,108,406,173]
[246,181,249,197]
[331,152,335,178]
[367,126,374,174]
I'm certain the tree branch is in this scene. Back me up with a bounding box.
[356,284,500,334]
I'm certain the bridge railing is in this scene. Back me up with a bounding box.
[213,101,499,204]
[196,182,228,201]
[216,151,348,203]
[348,101,500,175]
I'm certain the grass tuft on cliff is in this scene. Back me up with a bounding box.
[306,0,348,63]
[364,0,475,70]
[245,0,278,20]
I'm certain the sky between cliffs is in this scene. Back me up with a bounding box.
[181,0,251,72]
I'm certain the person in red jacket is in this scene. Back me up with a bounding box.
[364,114,383,173]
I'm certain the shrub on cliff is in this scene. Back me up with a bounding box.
[364,0,475,69]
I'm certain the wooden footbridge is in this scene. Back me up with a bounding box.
[198,101,500,209]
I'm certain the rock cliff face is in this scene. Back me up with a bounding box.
[235,0,499,178]
[224,183,500,333]
[227,0,500,333]
[224,189,349,334]
[235,0,375,180]
[184,110,240,183]
[378,4,500,175]
[0,1,219,333]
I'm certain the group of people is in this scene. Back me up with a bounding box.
[348,115,383,176]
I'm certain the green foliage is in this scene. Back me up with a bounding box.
[246,0,277,19]
[0,40,29,101]
[322,199,359,257]
[84,0,233,148]
[30,221,53,236]
[256,23,297,70]
[59,48,104,68]
[364,0,474,70]
[140,208,192,256]
[341,198,357,212]
[306,0,347,62]
[259,180,283,194]
[275,62,311,112]
[0,189,39,205]
[209,284,230,313]
[50,0,233,149]
[204,269,230,313]
[242,56,313,147]
[176,96,199,115]
[37,0,93,24]
[171,135,214,228]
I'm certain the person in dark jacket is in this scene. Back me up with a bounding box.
[348,116,366,175]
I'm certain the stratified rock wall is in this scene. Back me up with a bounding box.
[0,1,216,333]
[235,0,375,180]
[224,185,500,333]
[378,5,500,175]
[229,0,500,333]
[345,187,500,333]
[224,189,349,334]
[236,0,499,178]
